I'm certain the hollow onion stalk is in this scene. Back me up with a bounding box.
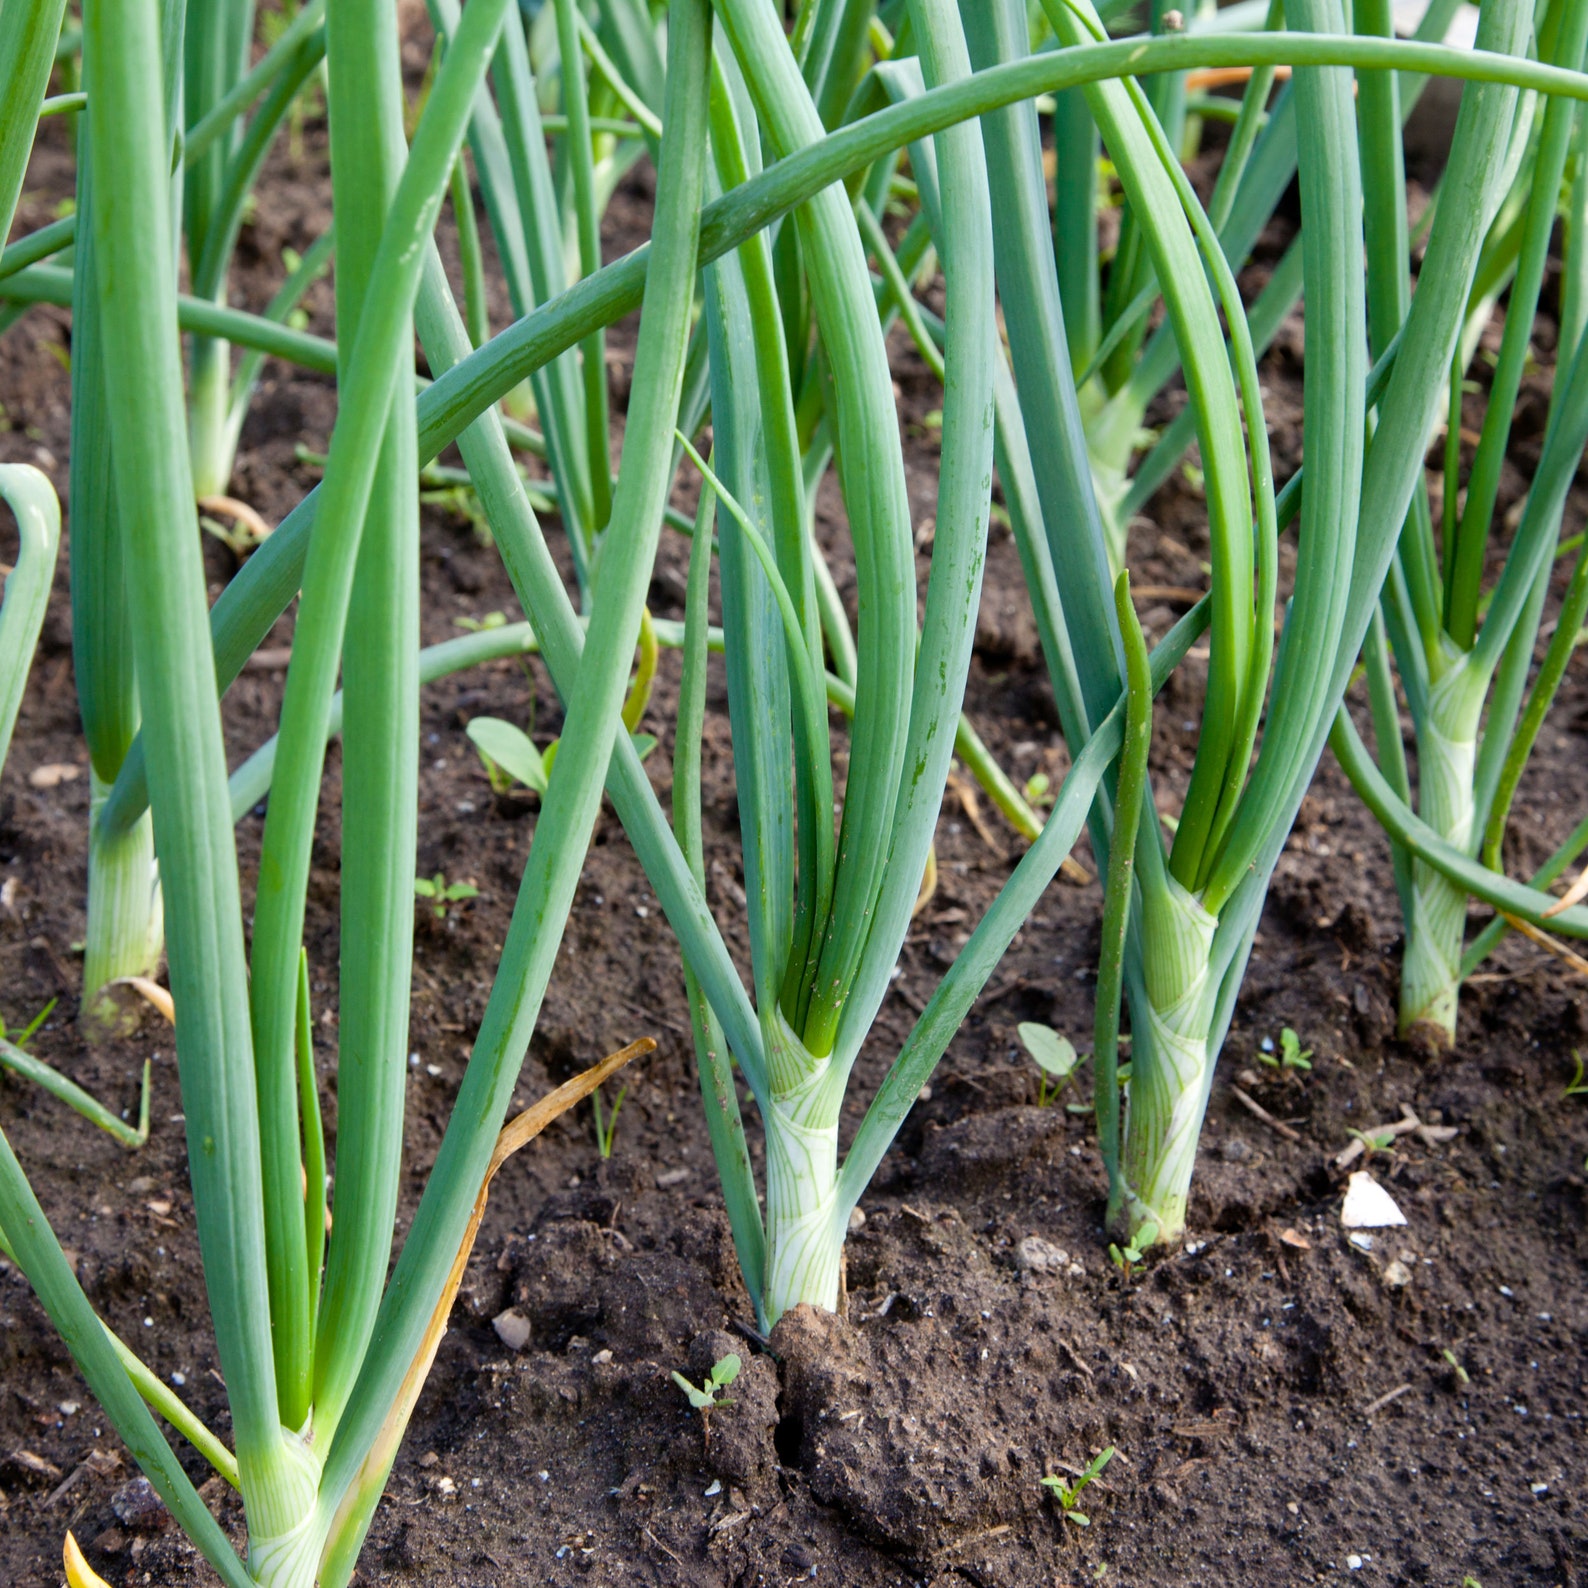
[1335,0,1588,1042]
[67,10,174,1034]
[969,0,1530,1247]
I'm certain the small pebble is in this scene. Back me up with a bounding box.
[28,762,80,789]
[492,1308,532,1352]
[848,1206,866,1232]
[704,1479,722,1497]
[1346,1554,1363,1570]
[112,1476,168,1532]
[1014,1235,1070,1275]
[1381,1260,1413,1289]
[1341,1171,1406,1228]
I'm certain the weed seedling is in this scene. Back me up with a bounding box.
[0,997,57,1049]
[468,716,549,796]
[1347,1125,1398,1161]
[1019,1022,1085,1107]
[413,873,478,919]
[1041,1446,1116,1526]
[1107,1225,1157,1285]
[1564,1051,1588,1100]
[1258,1026,1313,1071]
[1441,1348,1471,1386]
[672,1353,740,1415]
[468,715,656,798]
[454,610,509,633]
[591,1082,629,1160]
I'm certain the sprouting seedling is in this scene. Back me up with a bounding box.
[468,716,550,796]
[1258,1026,1313,1071]
[1347,1125,1398,1161]
[1041,1446,1116,1526]
[1107,1224,1157,1284]
[467,714,656,798]
[0,997,57,1050]
[413,873,478,919]
[1023,770,1053,811]
[454,610,509,633]
[1564,1051,1588,1100]
[1441,1348,1471,1386]
[1018,1022,1085,1107]
[591,1081,629,1160]
[671,1353,740,1415]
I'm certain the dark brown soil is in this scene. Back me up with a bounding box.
[2,35,1586,1588]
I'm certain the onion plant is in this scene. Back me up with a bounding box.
[1329,0,1588,1044]
[24,0,332,1029]
[0,4,711,1587]
[946,0,1571,1249]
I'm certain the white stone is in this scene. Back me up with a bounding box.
[492,1307,532,1351]
[1015,1236,1071,1274]
[1341,1171,1406,1228]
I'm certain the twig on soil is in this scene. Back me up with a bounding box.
[946,1523,1012,1553]
[1230,1086,1302,1143]
[1362,1382,1412,1417]
[643,1527,685,1568]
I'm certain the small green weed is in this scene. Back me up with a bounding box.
[671,1353,740,1413]
[414,873,478,919]
[1041,1446,1116,1527]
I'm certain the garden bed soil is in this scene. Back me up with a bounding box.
[1,43,1586,1588]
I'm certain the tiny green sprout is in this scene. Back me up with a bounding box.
[671,1353,740,1413]
[1564,1051,1588,1100]
[1023,770,1053,810]
[1441,1348,1471,1386]
[591,1081,629,1160]
[468,716,549,796]
[1107,1225,1157,1284]
[1257,1027,1312,1071]
[1041,1446,1116,1526]
[467,716,657,798]
[1463,1577,1483,1588]
[1018,1021,1084,1106]
[413,873,478,919]
[454,610,509,633]
[0,997,57,1048]
[1347,1126,1398,1160]
[1278,1028,1312,1070]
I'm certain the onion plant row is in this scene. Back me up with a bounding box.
[1,1,1587,1585]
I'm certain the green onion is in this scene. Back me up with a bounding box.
[1334,0,1588,1041]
